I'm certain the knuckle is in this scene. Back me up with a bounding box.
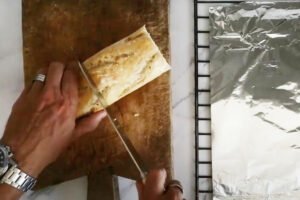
[60,100,68,111]
[49,61,65,69]
[55,99,65,112]
[57,99,72,116]
[41,90,53,102]
[49,104,65,118]
[45,85,61,96]
[62,97,75,108]
[51,85,60,92]
[50,61,64,69]
[40,89,62,103]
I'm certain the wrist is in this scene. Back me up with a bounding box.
[0,142,39,193]
[0,184,24,200]
[1,141,45,178]
[12,148,45,178]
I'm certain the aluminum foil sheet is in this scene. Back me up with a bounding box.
[209,2,300,200]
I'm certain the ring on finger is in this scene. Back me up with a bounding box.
[33,74,46,83]
[165,180,183,194]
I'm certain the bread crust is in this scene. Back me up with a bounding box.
[77,26,171,117]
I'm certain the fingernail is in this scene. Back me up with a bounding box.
[159,168,166,173]
[158,169,167,178]
[151,168,166,176]
[96,110,107,121]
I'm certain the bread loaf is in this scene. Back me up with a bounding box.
[77,26,170,117]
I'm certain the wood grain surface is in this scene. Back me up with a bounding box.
[22,0,171,188]
[87,168,119,200]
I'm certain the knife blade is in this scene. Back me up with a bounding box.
[76,61,148,181]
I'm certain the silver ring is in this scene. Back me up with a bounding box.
[33,74,46,83]
[165,180,184,194]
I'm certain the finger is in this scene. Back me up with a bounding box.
[44,62,65,93]
[144,169,167,195]
[12,85,32,112]
[73,111,107,138]
[61,62,79,107]
[30,68,47,95]
[23,84,32,95]
[19,83,32,99]
[165,187,183,200]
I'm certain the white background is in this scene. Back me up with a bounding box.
[0,0,195,199]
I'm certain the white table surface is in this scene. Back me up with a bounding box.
[0,0,195,199]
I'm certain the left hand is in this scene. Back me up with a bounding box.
[1,62,106,178]
[136,169,183,200]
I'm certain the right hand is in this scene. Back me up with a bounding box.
[136,169,183,200]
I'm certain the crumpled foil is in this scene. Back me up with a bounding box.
[209,1,300,200]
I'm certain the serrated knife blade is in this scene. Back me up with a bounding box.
[76,61,147,181]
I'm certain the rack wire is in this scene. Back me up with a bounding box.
[194,1,244,199]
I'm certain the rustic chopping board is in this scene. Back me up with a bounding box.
[22,0,172,188]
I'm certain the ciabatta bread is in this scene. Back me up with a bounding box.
[77,26,170,117]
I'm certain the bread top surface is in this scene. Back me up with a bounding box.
[77,26,170,117]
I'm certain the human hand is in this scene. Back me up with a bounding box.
[1,62,106,178]
[136,169,183,200]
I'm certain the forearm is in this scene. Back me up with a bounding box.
[0,184,23,200]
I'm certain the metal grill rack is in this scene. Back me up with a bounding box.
[194,1,244,199]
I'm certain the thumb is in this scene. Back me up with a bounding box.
[74,111,107,138]
[144,169,167,197]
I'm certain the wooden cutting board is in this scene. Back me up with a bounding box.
[22,0,172,188]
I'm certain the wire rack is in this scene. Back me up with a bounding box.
[193,1,244,199]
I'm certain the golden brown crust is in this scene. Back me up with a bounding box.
[77,26,171,117]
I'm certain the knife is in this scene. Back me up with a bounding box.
[77,61,148,181]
